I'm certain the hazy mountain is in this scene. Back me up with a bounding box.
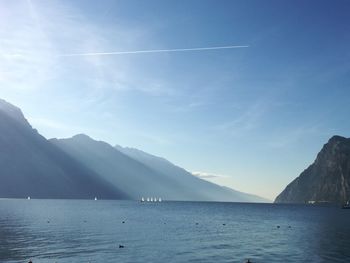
[51,135,267,202]
[51,134,197,200]
[0,98,267,202]
[275,136,350,204]
[115,145,269,202]
[0,99,126,199]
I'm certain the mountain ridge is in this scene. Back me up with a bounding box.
[0,98,268,202]
[0,99,127,199]
[115,144,268,202]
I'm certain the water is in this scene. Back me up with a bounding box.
[0,200,349,263]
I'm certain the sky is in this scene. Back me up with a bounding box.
[1,0,349,200]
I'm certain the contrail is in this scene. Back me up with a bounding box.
[58,45,249,57]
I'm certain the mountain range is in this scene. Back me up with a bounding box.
[51,135,266,202]
[0,98,266,202]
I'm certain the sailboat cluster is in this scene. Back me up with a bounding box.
[141,197,162,202]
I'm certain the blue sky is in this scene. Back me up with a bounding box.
[1,0,349,200]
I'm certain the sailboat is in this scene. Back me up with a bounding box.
[94,197,97,201]
[143,196,162,202]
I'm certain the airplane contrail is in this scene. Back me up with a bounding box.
[58,45,249,57]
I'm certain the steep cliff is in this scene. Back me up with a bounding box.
[275,136,350,204]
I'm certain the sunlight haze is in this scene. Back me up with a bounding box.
[1,0,349,200]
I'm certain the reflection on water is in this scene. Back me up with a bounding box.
[0,200,350,263]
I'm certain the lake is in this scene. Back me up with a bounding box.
[0,199,349,263]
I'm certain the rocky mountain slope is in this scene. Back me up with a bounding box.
[275,136,350,204]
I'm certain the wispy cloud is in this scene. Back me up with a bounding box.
[0,0,249,103]
[213,100,269,137]
[0,0,170,97]
[135,132,173,146]
[192,171,229,179]
[0,1,56,91]
[170,101,208,113]
[266,123,328,149]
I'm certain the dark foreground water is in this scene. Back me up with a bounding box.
[0,200,350,263]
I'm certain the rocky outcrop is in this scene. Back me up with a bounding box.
[275,136,350,204]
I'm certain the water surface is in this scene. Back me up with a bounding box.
[0,199,349,262]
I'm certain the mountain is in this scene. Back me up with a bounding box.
[275,136,350,204]
[115,145,268,202]
[51,134,198,200]
[0,99,126,199]
[0,98,267,202]
[51,135,267,202]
